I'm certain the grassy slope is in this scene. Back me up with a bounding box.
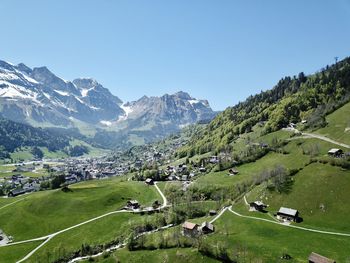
[194,134,345,187]
[0,241,43,263]
[244,162,350,232]
[0,179,159,241]
[27,213,144,263]
[209,211,350,262]
[88,248,219,263]
[315,101,350,145]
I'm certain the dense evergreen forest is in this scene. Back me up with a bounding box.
[178,57,350,156]
[0,117,70,157]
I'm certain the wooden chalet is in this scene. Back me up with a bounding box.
[126,200,140,209]
[201,221,214,234]
[276,207,299,222]
[249,201,267,212]
[182,221,199,237]
[145,178,154,185]
[328,148,343,157]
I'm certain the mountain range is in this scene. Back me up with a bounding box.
[0,60,217,148]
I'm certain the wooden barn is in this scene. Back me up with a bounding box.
[276,207,299,222]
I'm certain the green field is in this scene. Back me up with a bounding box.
[206,211,350,262]
[86,248,219,263]
[27,213,149,263]
[315,101,350,145]
[0,178,159,241]
[243,162,350,232]
[0,241,43,263]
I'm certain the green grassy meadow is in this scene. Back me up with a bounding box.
[244,162,350,232]
[207,211,350,262]
[88,248,219,263]
[0,179,159,241]
[0,241,43,263]
[315,101,350,145]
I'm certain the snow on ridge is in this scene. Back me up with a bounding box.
[80,87,94,97]
[0,71,20,81]
[74,96,84,104]
[0,68,38,86]
[54,89,69,96]
[43,92,51,100]
[100,120,112,126]
[117,103,134,122]
[90,105,100,110]
[0,81,33,98]
[14,69,39,84]
[0,81,43,106]
[188,99,200,105]
[120,103,133,116]
[81,89,89,97]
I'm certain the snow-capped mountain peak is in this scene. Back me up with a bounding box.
[0,59,217,144]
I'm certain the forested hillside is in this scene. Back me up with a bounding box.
[0,117,70,158]
[179,57,350,156]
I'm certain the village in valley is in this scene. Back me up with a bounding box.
[0,115,349,263]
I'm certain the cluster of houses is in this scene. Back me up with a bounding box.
[182,221,215,237]
[0,156,133,197]
[1,174,41,197]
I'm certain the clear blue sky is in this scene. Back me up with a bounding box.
[1,0,349,110]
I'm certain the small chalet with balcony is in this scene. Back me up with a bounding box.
[276,207,299,222]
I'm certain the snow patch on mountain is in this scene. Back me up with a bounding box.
[81,88,94,97]
[120,104,133,116]
[189,99,200,105]
[100,120,112,126]
[54,90,69,96]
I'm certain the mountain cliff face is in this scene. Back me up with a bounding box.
[0,61,124,126]
[0,60,217,147]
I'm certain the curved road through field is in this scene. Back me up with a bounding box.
[228,206,350,237]
[302,132,350,149]
[3,182,169,263]
[283,127,350,149]
[154,182,168,208]
[5,179,350,262]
